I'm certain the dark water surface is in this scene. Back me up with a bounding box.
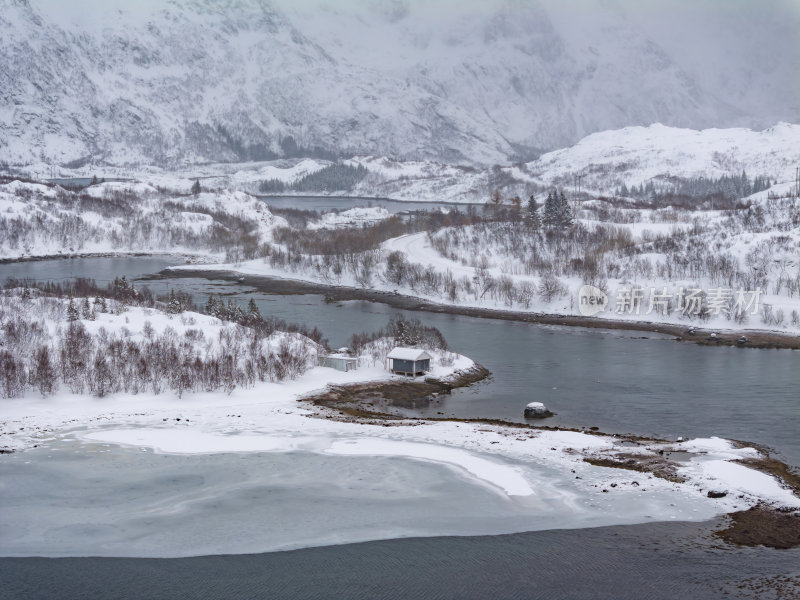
[2,522,799,600]
[0,254,178,285]
[257,194,479,214]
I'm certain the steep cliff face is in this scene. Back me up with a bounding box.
[1,0,797,167]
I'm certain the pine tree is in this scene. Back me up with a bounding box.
[191,179,201,195]
[244,298,262,326]
[558,190,574,228]
[167,289,182,314]
[206,295,219,318]
[543,191,558,228]
[247,298,261,317]
[67,295,79,322]
[81,297,93,320]
[526,194,541,230]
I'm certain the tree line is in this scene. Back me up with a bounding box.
[259,164,369,194]
[0,287,324,399]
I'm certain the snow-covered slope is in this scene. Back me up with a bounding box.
[2,0,798,167]
[250,124,800,202]
[524,122,800,194]
[0,180,287,259]
[9,122,799,205]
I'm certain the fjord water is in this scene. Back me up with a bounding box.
[2,255,799,598]
[257,195,478,214]
[3,523,800,600]
[2,255,798,467]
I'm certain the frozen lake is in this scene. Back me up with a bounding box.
[0,434,722,558]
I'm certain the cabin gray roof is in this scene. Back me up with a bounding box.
[387,347,432,361]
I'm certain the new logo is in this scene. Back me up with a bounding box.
[578,285,608,316]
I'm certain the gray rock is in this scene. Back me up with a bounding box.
[524,402,552,418]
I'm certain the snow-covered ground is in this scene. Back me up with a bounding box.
[0,180,286,260]
[3,168,797,337]
[3,120,799,334]
[173,202,800,336]
[307,206,391,230]
[2,302,795,514]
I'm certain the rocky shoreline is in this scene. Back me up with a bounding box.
[298,363,800,550]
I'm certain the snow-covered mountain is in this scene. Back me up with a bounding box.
[2,0,797,168]
[13,122,800,205]
[523,122,800,195]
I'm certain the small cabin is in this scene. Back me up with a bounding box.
[386,347,432,376]
[318,354,358,372]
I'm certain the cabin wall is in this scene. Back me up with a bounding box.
[390,358,430,374]
[319,356,356,372]
[391,358,416,373]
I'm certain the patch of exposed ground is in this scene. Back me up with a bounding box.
[715,504,800,549]
[583,455,687,483]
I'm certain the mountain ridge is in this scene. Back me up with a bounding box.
[1,0,797,167]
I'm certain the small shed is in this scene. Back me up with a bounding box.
[387,347,432,376]
[318,354,358,372]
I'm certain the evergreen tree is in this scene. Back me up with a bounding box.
[243,298,262,326]
[543,191,558,228]
[167,289,182,314]
[247,298,261,317]
[81,297,93,320]
[191,179,201,195]
[205,295,222,318]
[290,164,368,193]
[526,194,541,230]
[558,190,574,228]
[67,295,79,322]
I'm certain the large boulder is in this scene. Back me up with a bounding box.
[524,402,553,418]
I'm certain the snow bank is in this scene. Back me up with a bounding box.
[308,206,391,230]
[326,438,534,496]
[684,460,800,508]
